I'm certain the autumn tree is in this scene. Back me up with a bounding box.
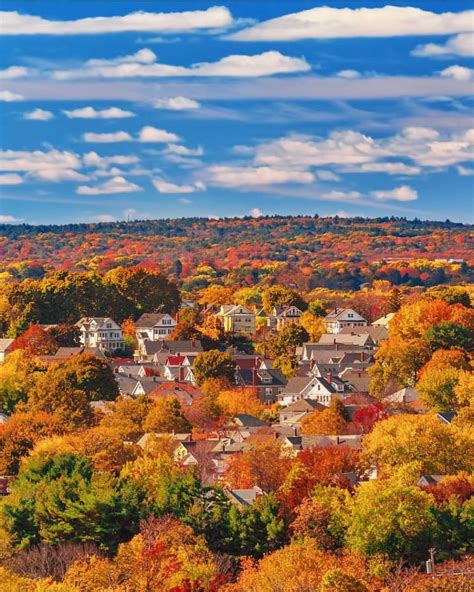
[46,324,81,348]
[11,325,56,356]
[362,414,473,475]
[142,397,192,434]
[369,337,430,398]
[100,395,153,440]
[0,411,63,474]
[224,441,292,493]
[193,350,236,386]
[300,311,325,341]
[416,366,461,412]
[347,465,436,562]
[262,286,306,314]
[198,285,234,307]
[217,387,264,418]
[301,399,347,436]
[0,350,45,413]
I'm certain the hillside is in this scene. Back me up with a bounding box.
[1,216,472,290]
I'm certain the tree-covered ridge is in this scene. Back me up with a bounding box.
[0,216,472,291]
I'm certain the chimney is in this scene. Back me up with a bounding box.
[336,435,340,445]
[252,367,257,386]
[326,372,332,384]
[191,340,195,348]
[179,366,185,382]
[310,358,315,371]
[360,351,365,362]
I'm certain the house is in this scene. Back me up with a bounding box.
[436,411,457,424]
[224,486,264,507]
[234,357,287,404]
[39,346,107,364]
[301,343,369,363]
[278,375,345,406]
[318,332,375,350]
[76,317,125,352]
[135,313,177,342]
[384,386,425,411]
[0,339,14,363]
[163,354,196,384]
[418,475,448,487]
[340,325,388,345]
[372,312,395,327]
[324,308,368,334]
[268,305,303,330]
[217,305,256,335]
[137,339,202,363]
[130,376,164,397]
[148,382,202,406]
[279,398,325,423]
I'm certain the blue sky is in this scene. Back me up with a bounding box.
[0,1,473,224]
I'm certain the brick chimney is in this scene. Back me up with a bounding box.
[360,351,365,362]
[252,367,257,386]
[325,372,332,384]
[179,366,185,382]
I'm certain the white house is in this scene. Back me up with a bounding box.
[76,317,125,352]
[0,338,14,363]
[278,375,344,406]
[324,308,368,334]
[135,313,177,342]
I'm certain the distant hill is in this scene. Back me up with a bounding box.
[0,215,472,290]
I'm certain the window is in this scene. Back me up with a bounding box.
[348,313,353,318]
[107,323,112,328]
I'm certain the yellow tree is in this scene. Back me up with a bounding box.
[362,414,473,475]
[301,399,347,436]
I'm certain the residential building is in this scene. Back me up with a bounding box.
[136,338,202,363]
[76,317,125,352]
[278,375,345,406]
[234,357,287,404]
[163,354,196,384]
[266,305,303,330]
[324,308,368,334]
[217,305,256,335]
[135,313,177,342]
[0,338,14,363]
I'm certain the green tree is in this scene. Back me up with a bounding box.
[417,366,461,412]
[347,465,436,562]
[193,350,236,386]
[0,350,44,413]
[262,286,306,314]
[3,452,142,552]
[423,321,473,352]
[268,324,309,358]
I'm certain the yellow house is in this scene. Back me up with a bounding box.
[217,305,256,336]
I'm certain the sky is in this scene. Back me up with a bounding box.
[0,1,473,225]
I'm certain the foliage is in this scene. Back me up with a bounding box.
[0,350,45,413]
[11,325,57,356]
[362,414,473,475]
[193,350,236,386]
[423,321,473,352]
[2,452,142,552]
[300,399,347,436]
[143,397,192,434]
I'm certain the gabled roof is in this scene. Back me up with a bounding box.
[135,313,173,328]
[141,339,202,356]
[219,304,254,316]
[225,486,264,506]
[233,413,268,427]
[166,355,186,366]
[0,338,14,353]
[385,386,420,404]
[340,325,388,342]
[436,411,457,424]
[372,312,395,327]
[76,317,118,329]
[279,398,325,414]
[325,308,366,322]
[318,333,375,347]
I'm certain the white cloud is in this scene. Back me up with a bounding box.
[229,6,473,41]
[178,198,192,204]
[0,215,24,223]
[371,185,418,201]
[0,90,23,102]
[83,151,139,168]
[77,176,142,195]
[316,170,340,181]
[0,149,84,181]
[165,144,203,156]
[53,50,310,79]
[0,66,29,79]
[255,131,387,168]
[346,162,421,175]
[64,106,135,119]
[252,127,474,171]
[23,108,54,121]
[82,131,132,143]
[1,7,233,35]
[439,65,474,81]
[412,32,474,58]
[207,165,315,187]
[250,207,263,218]
[457,165,474,176]
[93,214,116,222]
[154,96,201,110]
[321,190,362,201]
[336,69,361,79]
[138,126,180,142]
[153,178,205,193]
[0,173,23,185]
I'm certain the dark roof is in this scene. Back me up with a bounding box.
[233,413,268,427]
[135,313,169,327]
[280,399,325,414]
[142,340,202,356]
[237,367,287,388]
